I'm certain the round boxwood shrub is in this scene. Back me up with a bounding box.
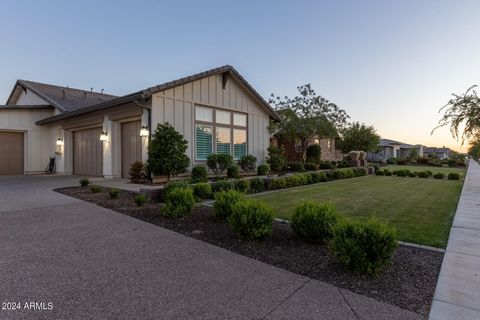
[448,172,461,180]
[417,171,429,178]
[319,161,333,170]
[433,172,445,179]
[375,169,385,176]
[330,217,398,275]
[162,187,196,218]
[212,179,235,193]
[228,199,274,240]
[164,180,190,200]
[257,164,270,176]
[79,177,90,187]
[250,177,265,193]
[192,183,212,200]
[395,169,408,177]
[227,164,240,179]
[408,172,417,177]
[269,177,287,190]
[311,172,328,183]
[239,154,257,174]
[191,165,208,183]
[213,189,246,220]
[109,189,120,199]
[234,179,250,193]
[385,170,393,176]
[291,201,339,243]
[134,194,147,206]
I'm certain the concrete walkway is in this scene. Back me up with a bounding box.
[0,175,420,319]
[429,160,480,320]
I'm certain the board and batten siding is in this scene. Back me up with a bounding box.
[151,74,270,167]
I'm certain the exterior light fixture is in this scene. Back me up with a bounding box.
[100,131,108,141]
[56,137,64,146]
[139,126,149,137]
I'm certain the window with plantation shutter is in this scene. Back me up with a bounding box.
[195,124,212,160]
[194,105,247,161]
[233,129,247,160]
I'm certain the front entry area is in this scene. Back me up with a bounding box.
[0,131,24,175]
[121,120,142,178]
[73,127,103,176]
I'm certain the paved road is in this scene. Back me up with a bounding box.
[0,175,420,320]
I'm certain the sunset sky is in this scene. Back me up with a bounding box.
[1,0,479,152]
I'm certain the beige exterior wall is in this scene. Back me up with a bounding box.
[15,88,50,105]
[151,74,270,167]
[0,108,59,174]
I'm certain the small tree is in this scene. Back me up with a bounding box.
[266,146,286,173]
[207,154,233,175]
[407,148,419,161]
[339,122,380,153]
[240,154,257,173]
[147,123,190,182]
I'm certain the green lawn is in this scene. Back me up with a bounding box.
[253,176,463,248]
[385,164,466,176]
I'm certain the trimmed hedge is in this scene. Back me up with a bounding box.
[330,217,398,275]
[229,199,274,240]
[162,187,196,218]
[433,172,445,179]
[234,179,250,193]
[250,177,265,193]
[257,164,270,176]
[448,172,461,180]
[213,190,246,220]
[288,162,305,172]
[212,180,235,193]
[191,165,208,183]
[291,201,339,243]
[192,183,212,200]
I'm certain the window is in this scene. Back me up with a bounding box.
[196,106,213,122]
[216,127,231,154]
[194,105,247,161]
[216,110,231,125]
[195,125,212,160]
[234,129,247,160]
[234,113,247,127]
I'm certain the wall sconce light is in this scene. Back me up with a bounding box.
[56,137,64,146]
[139,126,149,137]
[100,131,108,141]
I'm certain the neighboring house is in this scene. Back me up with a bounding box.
[0,65,280,177]
[367,138,424,161]
[271,136,343,162]
[422,146,451,160]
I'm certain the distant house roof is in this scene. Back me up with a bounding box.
[379,138,417,149]
[6,80,117,113]
[36,65,281,125]
[424,147,451,154]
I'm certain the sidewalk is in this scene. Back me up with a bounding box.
[429,160,480,319]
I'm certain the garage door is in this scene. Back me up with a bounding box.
[73,127,103,176]
[0,132,24,175]
[121,121,142,178]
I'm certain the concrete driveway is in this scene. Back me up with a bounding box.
[0,175,420,320]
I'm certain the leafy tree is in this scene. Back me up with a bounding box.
[407,147,419,160]
[207,154,233,175]
[433,85,480,144]
[266,146,286,173]
[269,84,349,162]
[147,123,190,182]
[468,136,480,161]
[240,154,257,173]
[339,122,380,153]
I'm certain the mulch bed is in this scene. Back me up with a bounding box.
[56,186,443,317]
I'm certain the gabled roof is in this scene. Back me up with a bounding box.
[36,65,280,125]
[380,138,416,149]
[0,104,54,110]
[7,80,117,113]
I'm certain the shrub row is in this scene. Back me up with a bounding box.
[375,169,461,180]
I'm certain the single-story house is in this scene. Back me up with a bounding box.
[367,138,424,161]
[0,65,280,177]
[422,146,451,160]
